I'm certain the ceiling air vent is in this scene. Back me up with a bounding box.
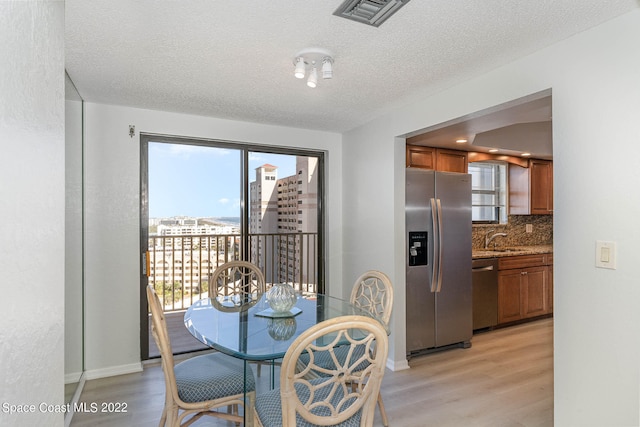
[333,0,411,27]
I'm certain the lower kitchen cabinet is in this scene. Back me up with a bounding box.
[498,269,523,324]
[497,254,552,325]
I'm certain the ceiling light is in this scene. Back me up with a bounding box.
[293,48,334,88]
[322,57,333,79]
[489,148,499,153]
[307,66,318,88]
[522,152,531,157]
[294,57,306,79]
[456,139,467,144]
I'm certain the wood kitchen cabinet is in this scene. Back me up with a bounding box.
[498,254,553,325]
[509,159,553,215]
[406,145,468,173]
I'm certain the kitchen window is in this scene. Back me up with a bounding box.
[469,161,507,224]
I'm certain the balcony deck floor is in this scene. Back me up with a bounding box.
[148,310,209,358]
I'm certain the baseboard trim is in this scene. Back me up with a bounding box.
[386,357,410,371]
[64,372,86,427]
[84,362,143,380]
[65,371,83,384]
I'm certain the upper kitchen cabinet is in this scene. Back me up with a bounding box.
[509,159,553,215]
[406,144,468,173]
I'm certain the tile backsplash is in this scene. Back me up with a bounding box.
[472,215,553,249]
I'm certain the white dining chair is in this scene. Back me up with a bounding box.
[350,270,394,426]
[254,315,389,427]
[295,270,394,426]
[209,260,266,310]
[210,260,275,376]
[147,284,255,426]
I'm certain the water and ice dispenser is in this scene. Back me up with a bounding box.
[408,231,428,266]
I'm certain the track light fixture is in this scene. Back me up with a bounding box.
[307,65,318,88]
[322,57,333,79]
[294,57,306,79]
[293,48,334,88]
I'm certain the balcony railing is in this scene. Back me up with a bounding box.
[148,232,318,312]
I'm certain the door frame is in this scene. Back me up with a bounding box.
[139,133,325,360]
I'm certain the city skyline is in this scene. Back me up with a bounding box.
[148,142,296,218]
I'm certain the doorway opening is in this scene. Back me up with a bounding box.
[404,88,553,342]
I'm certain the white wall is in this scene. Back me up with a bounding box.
[0,2,65,426]
[343,9,640,426]
[82,103,343,377]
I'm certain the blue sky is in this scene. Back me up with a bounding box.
[148,142,296,218]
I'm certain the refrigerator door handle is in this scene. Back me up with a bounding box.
[430,198,440,293]
[435,198,444,293]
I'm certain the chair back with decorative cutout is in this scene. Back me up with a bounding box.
[351,270,394,326]
[281,315,388,426]
[209,261,266,311]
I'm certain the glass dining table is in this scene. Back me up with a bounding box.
[184,292,389,361]
[183,292,388,422]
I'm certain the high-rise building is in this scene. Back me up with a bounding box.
[249,157,318,288]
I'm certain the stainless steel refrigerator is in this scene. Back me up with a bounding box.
[406,168,473,358]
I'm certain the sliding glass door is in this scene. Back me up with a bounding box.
[140,134,324,359]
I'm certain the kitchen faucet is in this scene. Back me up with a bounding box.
[485,229,508,249]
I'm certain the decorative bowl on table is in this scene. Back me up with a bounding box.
[265,282,298,313]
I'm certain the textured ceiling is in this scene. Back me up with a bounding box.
[65,1,638,133]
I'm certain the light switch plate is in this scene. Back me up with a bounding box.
[595,240,616,269]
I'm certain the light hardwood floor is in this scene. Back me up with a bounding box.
[71,318,553,426]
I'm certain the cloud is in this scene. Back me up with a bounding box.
[218,198,230,204]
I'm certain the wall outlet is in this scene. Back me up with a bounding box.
[525,224,533,233]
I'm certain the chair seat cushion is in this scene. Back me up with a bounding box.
[255,378,362,427]
[174,353,255,403]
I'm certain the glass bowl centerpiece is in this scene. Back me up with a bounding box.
[265,283,297,314]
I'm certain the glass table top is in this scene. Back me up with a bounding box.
[184,293,388,361]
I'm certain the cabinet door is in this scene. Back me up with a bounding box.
[498,270,522,324]
[436,149,468,173]
[406,145,436,169]
[509,160,553,215]
[530,160,553,214]
[522,266,548,318]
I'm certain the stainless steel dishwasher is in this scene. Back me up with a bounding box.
[472,257,498,331]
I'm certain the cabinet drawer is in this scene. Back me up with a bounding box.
[499,254,546,270]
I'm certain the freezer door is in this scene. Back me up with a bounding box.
[434,172,473,347]
[405,169,436,353]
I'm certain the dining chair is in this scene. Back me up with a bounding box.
[351,270,394,326]
[210,260,272,376]
[210,260,266,311]
[147,284,255,426]
[350,270,394,427]
[254,315,389,427]
[296,270,394,426]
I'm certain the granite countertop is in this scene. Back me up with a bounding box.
[472,244,553,259]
